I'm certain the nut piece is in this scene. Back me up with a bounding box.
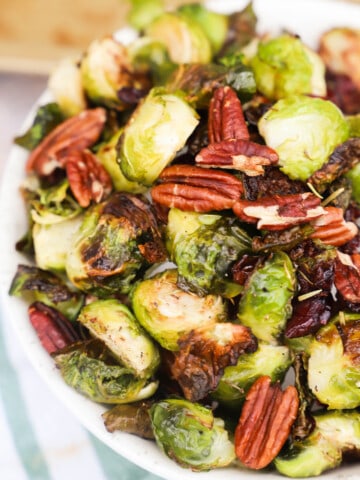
[334,251,360,304]
[65,149,113,207]
[196,139,279,176]
[28,301,80,354]
[310,206,358,246]
[151,164,243,212]
[234,375,299,470]
[233,192,326,230]
[208,86,249,143]
[26,107,107,176]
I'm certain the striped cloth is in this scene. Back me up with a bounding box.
[0,72,162,480]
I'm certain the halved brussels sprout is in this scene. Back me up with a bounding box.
[177,3,229,55]
[66,192,166,296]
[346,162,360,202]
[251,34,326,100]
[77,299,159,378]
[307,312,360,409]
[150,398,235,471]
[54,339,158,404]
[258,95,350,181]
[131,269,227,351]
[213,343,291,409]
[96,130,146,193]
[80,37,150,110]
[166,208,251,297]
[275,410,360,477]
[48,57,87,116]
[9,264,84,321]
[127,0,164,31]
[118,88,199,186]
[237,251,296,344]
[33,214,83,272]
[145,12,212,64]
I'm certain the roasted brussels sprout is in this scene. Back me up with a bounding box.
[258,95,350,181]
[14,103,64,151]
[96,130,146,193]
[78,299,160,378]
[251,34,326,100]
[150,398,235,471]
[145,12,212,64]
[9,264,84,321]
[131,269,227,351]
[80,37,150,110]
[48,57,87,116]
[213,343,292,409]
[346,162,360,202]
[127,0,164,31]
[33,215,83,272]
[237,251,296,344]
[66,192,166,296]
[307,312,360,409]
[54,339,158,404]
[275,410,360,477]
[166,208,251,297]
[118,88,199,186]
[177,3,229,55]
[102,400,155,439]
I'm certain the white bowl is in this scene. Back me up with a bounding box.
[1,1,360,479]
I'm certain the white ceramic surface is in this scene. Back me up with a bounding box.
[1,1,360,479]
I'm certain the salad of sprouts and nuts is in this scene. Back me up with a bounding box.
[9,1,360,477]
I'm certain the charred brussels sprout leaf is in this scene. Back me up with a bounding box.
[54,339,158,404]
[78,299,160,378]
[66,193,166,296]
[275,410,360,477]
[167,209,251,297]
[307,312,360,409]
[118,88,199,186]
[14,103,64,151]
[102,401,155,439]
[213,343,291,409]
[150,398,235,471]
[167,62,256,109]
[251,34,326,100]
[145,12,212,64]
[259,95,350,181]
[9,264,84,321]
[131,269,227,351]
[237,251,296,344]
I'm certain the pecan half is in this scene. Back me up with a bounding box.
[233,192,326,230]
[310,206,358,247]
[28,301,80,354]
[65,149,113,207]
[208,86,249,143]
[151,164,243,212]
[334,251,360,304]
[196,139,278,176]
[234,376,299,470]
[26,107,107,176]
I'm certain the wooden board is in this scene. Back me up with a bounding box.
[0,0,191,74]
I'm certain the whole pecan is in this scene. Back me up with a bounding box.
[233,192,326,230]
[65,149,113,207]
[196,139,278,176]
[234,376,299,470]
[208,86,249,143]
[310,206,358,247]
[26,107,107,176]
[28,301,80,354]
[151,164,243,212]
